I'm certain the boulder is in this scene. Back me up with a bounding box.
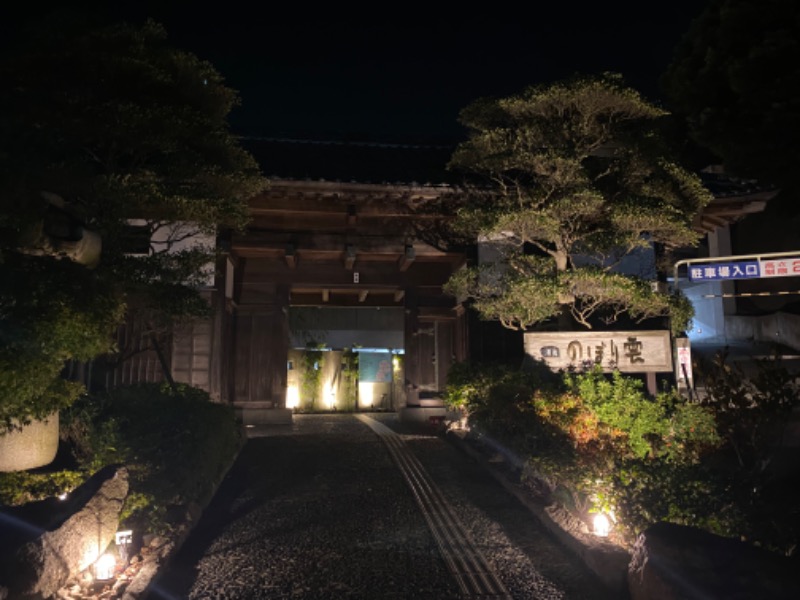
[628,521,800,600]
[0,465,128,599]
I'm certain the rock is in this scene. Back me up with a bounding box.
[120,561,159,600]
[0,465,128,599]
[628,522,800,600]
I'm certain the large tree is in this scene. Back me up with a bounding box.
[444,74,712,333]
[0,17,267,430]
[661,0,800,191]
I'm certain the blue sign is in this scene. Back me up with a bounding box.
[359,352,393,383]
[687,261,760,282]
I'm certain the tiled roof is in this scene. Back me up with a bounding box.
[240,137,779,213]
[239,136,460,186]
[693,168,778,233]
[698,169,779,199]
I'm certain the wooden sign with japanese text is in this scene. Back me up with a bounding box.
[523,330,673,373]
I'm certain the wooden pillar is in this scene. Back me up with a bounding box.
[403,288,420,406]
[231,284,291,424]
[272,285,290,408]
[434,320,450,392]
[453,304,468,363]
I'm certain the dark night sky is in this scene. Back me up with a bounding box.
[4,1,710,142]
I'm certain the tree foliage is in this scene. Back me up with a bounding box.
[0,17,266,430]
[661,0,800,190]
[0,17,264,243]
[0,254,125,429]
[445,74,711,333]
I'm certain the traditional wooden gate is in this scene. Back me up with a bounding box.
[219,179,468,423]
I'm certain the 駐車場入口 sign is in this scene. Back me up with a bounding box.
[687,256,800,282]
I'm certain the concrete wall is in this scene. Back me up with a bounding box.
[685,280,728,343]
[725,312,800,351]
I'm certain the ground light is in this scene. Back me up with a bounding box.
[286,384,299,409]
[93,553,116,580]
[593,513,612,537]
[325,384,337,410]
[358,382,374,407]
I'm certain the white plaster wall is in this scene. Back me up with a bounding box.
[151,222,216,288]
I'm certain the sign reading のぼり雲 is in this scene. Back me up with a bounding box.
[523,330,673,373]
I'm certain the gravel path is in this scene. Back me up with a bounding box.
[145,413,614,600]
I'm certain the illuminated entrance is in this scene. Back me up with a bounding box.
[226,178,469,424]
[286,348,404,412]
[285,307,405,412]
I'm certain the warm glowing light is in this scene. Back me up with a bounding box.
[358,382,374,408]
[82,546,101,572]
[286,384,299,409]
[57,492,68,500]
[324,385,337,409]
[593,513,611,537]
[94,553,116,580]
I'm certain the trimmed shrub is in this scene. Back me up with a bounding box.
[58,382,242,532]
[446,360,559,456]
[1,382,242,535]
[448,359,800,553]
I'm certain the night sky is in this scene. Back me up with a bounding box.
[3,1,709,142]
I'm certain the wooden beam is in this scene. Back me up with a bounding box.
[399,245,416,271]
[235,233,447,255]
[284,244,297,268]
[290,289,405,307]
[237,260,458,287]
[247,183,451,219]
[694,213,730,234]
[252,178,446,199]
[343,244,356,270]
[702,199,768,217]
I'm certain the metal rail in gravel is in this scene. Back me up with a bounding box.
[356,414,512,599]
